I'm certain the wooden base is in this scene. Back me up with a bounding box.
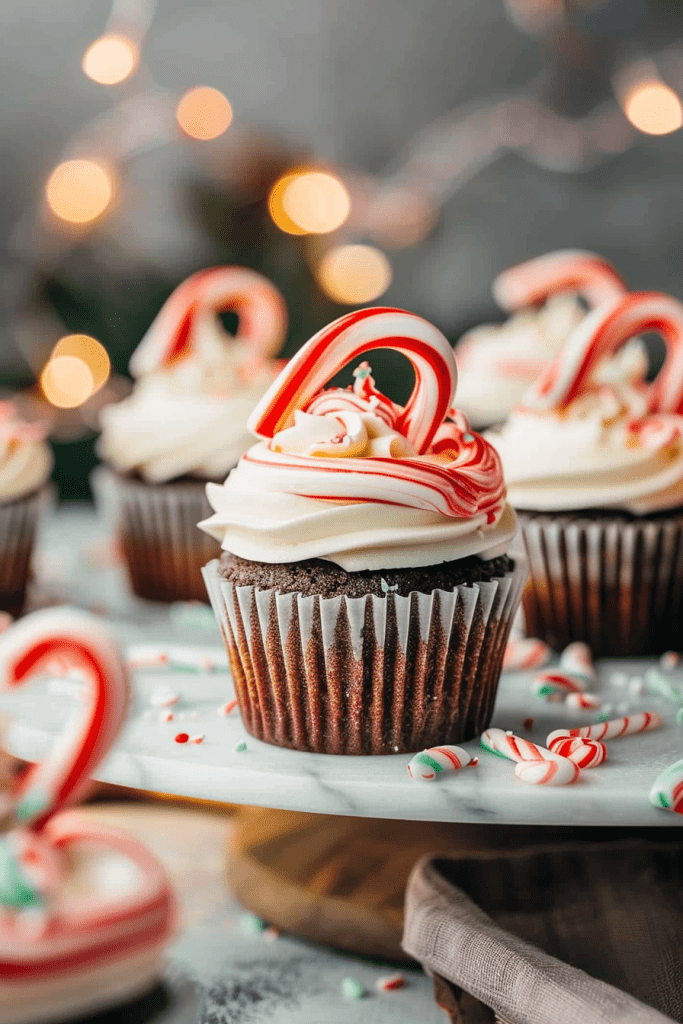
[226,808,652,962]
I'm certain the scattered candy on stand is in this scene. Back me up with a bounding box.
[547,712,663,746]
[565,692,602,711]
[480,728,579,784]
[514,759,580,787]
[532,670,586,702]
[659,651,680,670]
[341,977,365,1000]
[0,609,176,1024]
[234,741,247,753]
[219,699,239,716]
[502,637,551,671]
[376,974,406,992]
[645,669,683,704]
[407,746,478,781]
[558,641,596,685]
[547,736,607,769]
[649,758,683,815]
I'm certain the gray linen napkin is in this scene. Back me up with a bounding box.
[403,841,683,1024]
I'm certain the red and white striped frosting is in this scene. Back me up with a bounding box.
[200,307,516,570]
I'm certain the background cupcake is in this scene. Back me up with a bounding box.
[0,402,53,616]
[455,250,631,430]
[490,291,683,657]
[97,266,287,604]
[200,307,525,755]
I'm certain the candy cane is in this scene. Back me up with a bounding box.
[492,250,627,313]
[559,642,596,684]
[524,292,683,414]
[649,758,683,815]
[480,728,579,782]
[502,637,552,671]
[565,692,602,711]
[532,670,587,702]
[547,736,607,769]
[0,608,130,831]
[515,759,580,787]
[129,266,288,376]
[546,711,663,746]
[407,745,478,781]
[248,307,457,454]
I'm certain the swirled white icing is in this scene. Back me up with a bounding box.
[200,362,516,570]
[490,374,683,515]
[0,403,52,504]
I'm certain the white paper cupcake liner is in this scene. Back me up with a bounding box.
[0,487,49,616]
[92,467,220,604]
[519,510,683,656]
[202,554,527,754]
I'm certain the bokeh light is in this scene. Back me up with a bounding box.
[268,172,308,235]
[176,87,233,140]
[40,356,95,409]
[623,82,683,136]
[316,244,392,304]
[52,335,111,392]
[279,171,350,234]
[45,160,114,224]
[82,33,139,85]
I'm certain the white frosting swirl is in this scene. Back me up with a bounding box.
[99,320,281,483]
[0,404,52,504]
[490,377,683,515]
[200,366,516,570]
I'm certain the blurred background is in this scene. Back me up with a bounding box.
[3,0,683,495]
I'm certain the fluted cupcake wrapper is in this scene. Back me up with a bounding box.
[519,510,683,656]
[92,467,220,604]
[202,555,527,755]
[0,487,50,616]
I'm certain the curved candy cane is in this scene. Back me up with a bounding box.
[480,728,579,783]
[565,692,602,711]
[248,307,457,454]
[0,609,130,832]
[559,641,596,684]
[546,711,663,746]
[407,745,478,781]
[532,670,587,702]
[525,292,683,414]
[503,637,552,671]
[515,759,579,787]
[492,250,627,313]
[129,266,288,377]
[650,758,683,815]
[547,736,607,769]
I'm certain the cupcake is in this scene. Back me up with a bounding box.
[455,250,630,429]
[97,266,287,603]
[490,290,683,656]
[0,401,53,616]
[200,307,525,755]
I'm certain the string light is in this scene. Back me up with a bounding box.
[268,172,308,235]
[622,82,683,136]
[280,171,350,234]
[82,33,139,85]
[51,335,111,392]
[316,244,392,304]
[176,87,233,140]
[40,356,95,409]
[45,160,114,224]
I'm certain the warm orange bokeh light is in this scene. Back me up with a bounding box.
[46,160,114,225]
[82,33,139,85]
[176,87,233,140]
[52,335,111,393]
[623,82,683,135]
[317,244,392,304]
[40,355,95,409]
[280,171,350,234]
[268,172,308,235]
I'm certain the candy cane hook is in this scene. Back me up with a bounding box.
[493,250,627,313]
[129,266,288,377]
[248,307,457,454]
[0,609,130,832]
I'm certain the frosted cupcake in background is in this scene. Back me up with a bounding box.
[455,250,631,429]
[97,266,287,603]
[491,291,683,657]
[0,402,53,615]
[200,307,525,755]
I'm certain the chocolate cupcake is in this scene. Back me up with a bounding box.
[96,267,287,603]
[200,307,525,754]
[455,250,630,430]
[0,402,53,616]
[490,290,683,656]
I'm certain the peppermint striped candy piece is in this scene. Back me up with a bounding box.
[407,745,477,781]
[650,758,683,815]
